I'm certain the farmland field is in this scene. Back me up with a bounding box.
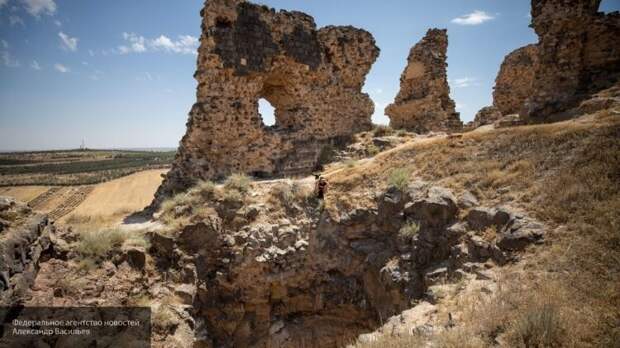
[0,149,175,186]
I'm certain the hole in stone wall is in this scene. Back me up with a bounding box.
[215,17,232,29]
[259,98,276,127]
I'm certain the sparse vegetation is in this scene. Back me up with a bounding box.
[366,144,380,156]
[75,228,128,259]
[224,173,251,194]
[398,221,419,240]
[269,180,314,209]
[387,168,410,191]
[372,124,394,137]
[74,228,147,261]
[344,159,358,168]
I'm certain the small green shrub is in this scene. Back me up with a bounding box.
[388,168,410,191]
[224,173,251,194]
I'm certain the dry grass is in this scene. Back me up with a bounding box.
[387,168,410,191]
[269,179,314,209]
[75,227,147,261]
[330,112,620,346]
[398,221,420,241]
[224,173,251,194]
[61,169,167,225]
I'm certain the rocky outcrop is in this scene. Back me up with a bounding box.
[150,182,544,347]
[471,106,502,128]
[522,0,620,121]
[0,197,55,305]
[385,29,462,133]
[153,0,379,205]
[493,44,539,117]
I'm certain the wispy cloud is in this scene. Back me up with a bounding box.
[54,63,69,73]
[9,15,25,27]
[58,32,78,51]
[451,10,494,26]
[118,32,199,55]
[0,0,8,8]
[22,0,57,17]
[451,77,479,88]
[1,40,20,68]
[31,60,41,70]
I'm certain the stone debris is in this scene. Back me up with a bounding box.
[385,29,462,133]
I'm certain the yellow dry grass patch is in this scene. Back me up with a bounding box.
[62,169,167,226]
[0,186,50,203]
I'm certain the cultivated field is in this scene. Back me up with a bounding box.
[0,149,175,186]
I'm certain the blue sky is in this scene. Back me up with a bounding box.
[1,0,619,151]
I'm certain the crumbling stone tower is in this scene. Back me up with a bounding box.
[385,29,462,133]
[154,0,379,203]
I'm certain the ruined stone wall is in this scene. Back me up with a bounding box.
[493,44,539,116]
[155,0,379,202]
[385,29,462,133]
[523,0,620,121]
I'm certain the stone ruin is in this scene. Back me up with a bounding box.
[385,29,462,133]
[493,44,539,117]
[476,0,620,126]
[154,0,379,203]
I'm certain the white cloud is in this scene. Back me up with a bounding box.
[54,63,69,73]
[88,49,95,57]
[31,60,41,70]
[22,0,56,17]
[9,15,24,26]
[118,33,199,55]
[1,41,20,68]
[1,52,20,67]
[451,77,479,88]
[455,103,466,111]
[375,88,383,94]
[58,31,78,51]
[54,19,61,26]
[451,10,494,26]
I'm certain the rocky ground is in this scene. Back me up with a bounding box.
[2,87,618,347]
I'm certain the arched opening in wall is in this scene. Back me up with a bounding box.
[259,98,276,127]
